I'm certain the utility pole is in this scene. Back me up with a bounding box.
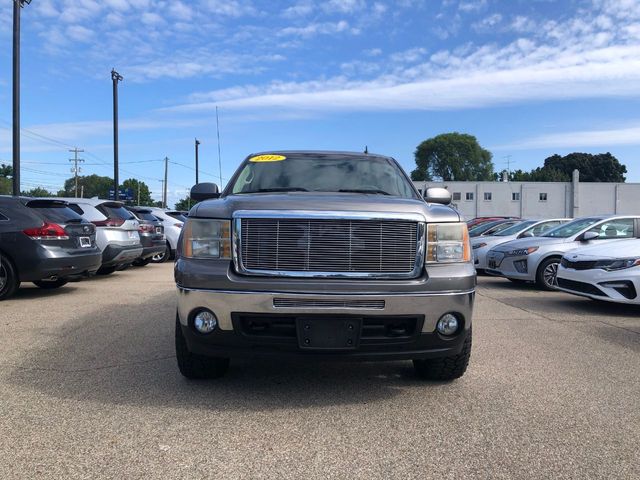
[137,185,140,206]
[80,185,84,198]
[195,138,200,185]
[69,147,85,197]
[12,1,31,196]
[503,155,513,176]
[163,156,168,209]
[216,106,223,188]
[111,69,123,200]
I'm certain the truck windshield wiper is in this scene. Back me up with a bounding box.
[338,189,390,195]
[250,187,309,193]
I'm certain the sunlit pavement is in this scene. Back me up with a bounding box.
[1,264,638,479]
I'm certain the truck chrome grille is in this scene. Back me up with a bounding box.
[239,218,419,277]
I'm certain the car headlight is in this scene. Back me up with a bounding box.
[594,258,640,271]
[426,223,471,263]
[182,219,231,259]
[506,246,539,257]
[472,242,487,250]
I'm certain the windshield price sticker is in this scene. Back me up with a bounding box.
[249,154,287,162]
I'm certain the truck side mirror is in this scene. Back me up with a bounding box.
[191,182,220,201]
[423,187,452,205]
[581,231,599,242]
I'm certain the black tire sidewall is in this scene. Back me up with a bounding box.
[0,254,19,300]
[536,257,561,291]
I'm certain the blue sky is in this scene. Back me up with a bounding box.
[1,0,640,207]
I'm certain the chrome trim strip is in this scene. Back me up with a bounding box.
[177,286,476,297]
[233,211,426,279]
[232,210,426,222]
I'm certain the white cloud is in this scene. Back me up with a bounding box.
[494,123,640,150]
[322,0,367,14]
[279,20,354,38]
[201,0,257,17]
[141,12,165,26]
[169,1,193,21]
[473,13,503,32]
[282,1,315,18]
[66,25,95,42]
[458,0,487,12]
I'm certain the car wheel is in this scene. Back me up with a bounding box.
[133,258,151,267]
[0,254,20,301]
[413,329,472,381]
[151,244,170,264]
[96,266,117,276]
[33,279,69,289]
[536,257,561,291]
[175,316,229,379]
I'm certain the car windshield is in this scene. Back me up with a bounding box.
[495,220,537,236]
[97,204,136,221]
[542,217,602,238]
[229,154,418,198]
[27,205,84,224]
[468,220,505,236]
[133,211,158,222]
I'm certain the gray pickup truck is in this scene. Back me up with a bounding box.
[174,151,475,380]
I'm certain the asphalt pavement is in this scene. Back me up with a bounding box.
[1,263,638,479]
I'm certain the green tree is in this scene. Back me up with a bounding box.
[0,164,12,195]
[174,197,192,211]
[542,152,626,182]
[21,187,53,197]
[122,178,154,206]
[59,174,113,198]
[411,132,494,181]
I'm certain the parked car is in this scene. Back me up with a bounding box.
[485,215,640,290]
[126,206,166,266]
[147,208,186,263]
[472,218,570,272]
[0,196,102,300]
[467,216,517,229]
[174,150,475,380]
[58,198,143,275]
[469,219,521,238]
[556,239,640,304]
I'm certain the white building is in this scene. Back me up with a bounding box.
[414,170,640,219]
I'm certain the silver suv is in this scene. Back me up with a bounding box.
[61,198,143,275]
[485,215,640,290]
[174,151,476,381]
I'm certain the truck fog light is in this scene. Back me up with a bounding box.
[437,313,460,336]
[193,309,218,334]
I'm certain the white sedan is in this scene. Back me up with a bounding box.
[472,218,569,272]
[556,239,640,304]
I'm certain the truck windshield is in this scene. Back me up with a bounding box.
[229,155,418,199]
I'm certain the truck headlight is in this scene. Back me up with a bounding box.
[182,219,231,259]
[426,223,471,263]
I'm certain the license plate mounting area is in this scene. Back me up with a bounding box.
[296,317,361,350]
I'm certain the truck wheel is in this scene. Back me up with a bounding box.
[175,317,229,379]
[413,330,472,381]
[33,279,69,289]
[536,257,561,291]
[0,255,20,301]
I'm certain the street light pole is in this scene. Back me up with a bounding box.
[12,0,31,196]
[195,138,200,185]
[111,69,123,201]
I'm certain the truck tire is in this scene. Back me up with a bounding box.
[0,254,19,301]
[175,317,229,379]
[413,330,472,381]
[536,257,561,291]
[33,279,69,289]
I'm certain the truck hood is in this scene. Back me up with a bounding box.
[192,193,461,223]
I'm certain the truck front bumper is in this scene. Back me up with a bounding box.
[177,287,474,360]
